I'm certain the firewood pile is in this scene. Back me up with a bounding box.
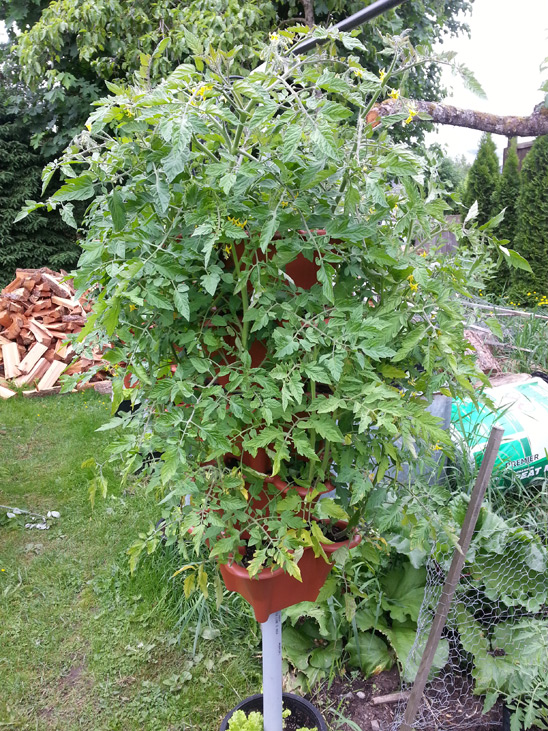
[0,268,107,399]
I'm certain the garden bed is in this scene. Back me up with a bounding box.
[323,667,504,730]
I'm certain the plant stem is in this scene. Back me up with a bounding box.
[230,243,250,350]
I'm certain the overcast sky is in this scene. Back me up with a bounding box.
[2,0,547,164]
[425,0,548,162]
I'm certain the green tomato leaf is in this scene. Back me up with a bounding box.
[108,191,126,232]
[174,289,190,320]
[201,270,221,296]
[54,175,95,202]
[282,124,302,162]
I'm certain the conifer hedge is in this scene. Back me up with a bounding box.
[0,112,78,288]
[463,132,500,225]
[511,135,548,302]
[490,139,521,295]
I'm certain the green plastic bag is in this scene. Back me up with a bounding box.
[451,376,548,486]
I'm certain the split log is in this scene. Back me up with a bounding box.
[13,358,50,387]
[2,342,21,378]
[0,383,16,399]
[37,360,67,391]
[18,343,48,374]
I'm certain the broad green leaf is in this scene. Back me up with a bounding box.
[146,290,172,309]
[108,191,126,231]
[297,417,344,442]
[154,174,170,213]
[380,564,426,622]
[260,213,278,253]
[347,631,393,676]
[500,246,532,273]
[184,28,203,55]
[282,124,302,161]
[319,101,352,121]
[201,271,221,296]
[174,289,190,320]
[485,317,503,339]
[60,203,76,229]
[103,298,121,336]
[54,175,95,202]
[282,626,314,672]
[385,624,449,683]
[393,327,428,363]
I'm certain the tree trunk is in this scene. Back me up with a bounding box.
[371,99,548,137]
[301,0,315,28]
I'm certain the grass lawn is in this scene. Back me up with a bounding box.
[0,392,263,730]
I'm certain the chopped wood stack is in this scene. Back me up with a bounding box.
[0,268,107,398]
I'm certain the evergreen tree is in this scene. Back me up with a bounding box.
[494,139,521,244]
[0,95,79,288]
[489,138,521,294]
[510,135,548,303]
[463,133,500,224]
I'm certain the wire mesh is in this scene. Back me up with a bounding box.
[387,496,548,731]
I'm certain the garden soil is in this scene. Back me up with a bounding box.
[320,666,506,730]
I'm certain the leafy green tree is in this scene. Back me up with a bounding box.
[0,88,78,287]
[0,0,474,155]
[510,135,548,301]
[463,132,500,224]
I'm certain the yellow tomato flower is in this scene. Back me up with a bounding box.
[403,107,418,126]
[379,68,387,82]
[389,88,400,100]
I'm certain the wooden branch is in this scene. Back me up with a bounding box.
[372,99,548,137]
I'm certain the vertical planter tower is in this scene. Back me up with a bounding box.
[37,13,504,731]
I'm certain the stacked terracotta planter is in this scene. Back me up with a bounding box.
[215,236,361,623]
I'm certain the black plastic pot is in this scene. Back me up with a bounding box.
[219,692,327,731]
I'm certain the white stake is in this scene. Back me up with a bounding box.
[261,611,283,731]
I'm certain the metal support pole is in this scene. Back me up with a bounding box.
[261,611,283,731]
[291,0,408,55]
[251,0,408,75]
[400,425,504,731]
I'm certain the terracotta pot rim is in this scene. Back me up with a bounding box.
[220,519,360,580]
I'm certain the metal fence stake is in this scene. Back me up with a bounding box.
[261,611,283,731]
[400,425,504,731]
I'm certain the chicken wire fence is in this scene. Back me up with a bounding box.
[386,510,548,731]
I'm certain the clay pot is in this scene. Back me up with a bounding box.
[230,229,330,292]
[219,522,361,623]
[224,446,270,475]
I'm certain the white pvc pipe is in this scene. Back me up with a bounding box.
[261,611,283,731]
